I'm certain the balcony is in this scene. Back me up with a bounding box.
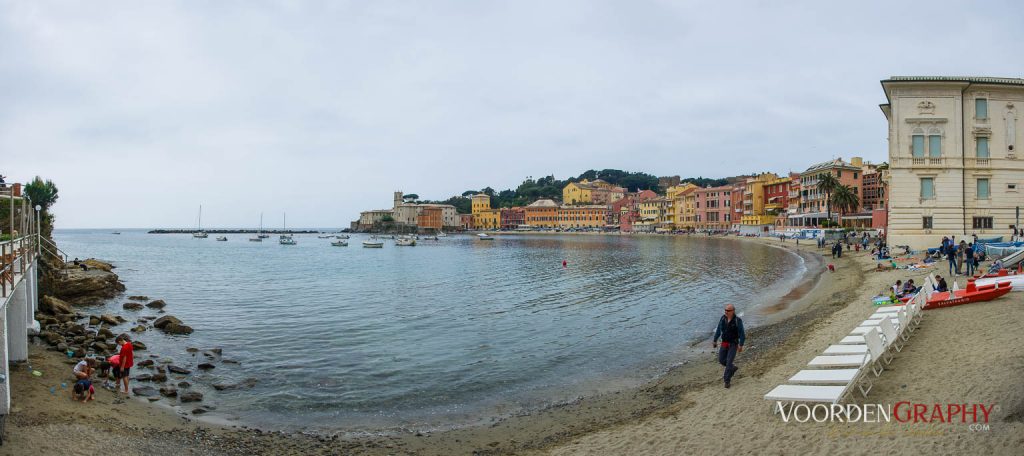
[965,157,991,168]
[895,156,945,168]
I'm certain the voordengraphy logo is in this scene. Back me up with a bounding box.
[776,402,996,425]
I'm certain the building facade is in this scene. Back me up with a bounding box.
[793,157,864,227]
[695,185,734,231]
[881,76,1024,248]
[557,205,609,229]
[524,199,559,228]
[471,193,501,230]
[500,207,525,230]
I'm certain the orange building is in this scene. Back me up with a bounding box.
[524,199,559,228]
[557,205,609,229]
[417,206,443,232]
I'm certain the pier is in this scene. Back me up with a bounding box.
[0,185,42,439]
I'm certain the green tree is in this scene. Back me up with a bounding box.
[24,176,59,211]
[831,185,861,221]
[403,194,419,201]
[816,173,840,223]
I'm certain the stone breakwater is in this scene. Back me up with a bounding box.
[147,229,321,234]
[35,258,255,413]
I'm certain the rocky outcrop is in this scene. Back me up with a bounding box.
[123,302,144,310]
[44,265,126,306]
[152,315,181,329]
[179,391,203,403]
[167,365,191,375]
[132,386,159,397]
[145,300,166,309]
[127,295,149,301]
[40,296,74,315]
[82,259,114,272]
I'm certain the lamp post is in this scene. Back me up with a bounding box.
[35,204,41,256]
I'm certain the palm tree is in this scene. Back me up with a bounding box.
[830,185,861,227]
[816,172,840,225]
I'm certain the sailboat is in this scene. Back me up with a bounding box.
[192,205,208,238]
[279,212,296,245]
[250,213,264,242]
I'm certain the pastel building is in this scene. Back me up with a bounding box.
[471,194,501,230]
[524,199,559,228]
[880,76,1024,249]
[562,179,626,205]
[793,157,864,227]
[695,185,735,231]
[500,207,525,230]
[557,205,609,229]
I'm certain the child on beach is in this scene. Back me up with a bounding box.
[71,358,95,403]
[115,334,134,394]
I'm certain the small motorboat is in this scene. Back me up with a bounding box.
[258,233,270,239]
[925,278,1012,310]
[396,237,416,246]
[437,231,448,237]
[331,239,348,247]
[279,235,297,245]
[318,234,333,239]
[477,233,494,240]
[192,231,208,239]
[335,234,350,239]
[111,232,121,235]
[421,235,438,241]
[363,240,384,248]
[216,236,228,241]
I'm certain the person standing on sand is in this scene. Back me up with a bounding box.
[712,304,745,389]
[115,334,134,394]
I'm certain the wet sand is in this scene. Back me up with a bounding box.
[9,235,1014,455]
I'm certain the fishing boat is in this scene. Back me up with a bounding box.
[192,205,208,238]
[251,213,265,241]
[331,239,348,247]
[925,278,1012,310]
[477,233,494,240]
[362,240,384,248]
[335,234,350,239]
[395,237,416,246]
[216,236,228,241]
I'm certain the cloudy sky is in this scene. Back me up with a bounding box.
[3,1,1023,228]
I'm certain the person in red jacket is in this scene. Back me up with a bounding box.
[115,334,135,395]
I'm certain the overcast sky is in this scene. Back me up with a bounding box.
[3,1,1023,228]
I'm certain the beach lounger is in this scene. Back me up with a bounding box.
[809,329,886,376]
[765,331,885,411]
[788,368,873,397]
[764,385,849,412]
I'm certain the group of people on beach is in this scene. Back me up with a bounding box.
[70,334,135,403]
[936,236,983,277]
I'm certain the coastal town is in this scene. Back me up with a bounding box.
[2,1,1024,452]
[358,77,1024,253]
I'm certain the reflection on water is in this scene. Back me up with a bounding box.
[54,230,803,432]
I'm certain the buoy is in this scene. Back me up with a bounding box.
[562,260,567,268]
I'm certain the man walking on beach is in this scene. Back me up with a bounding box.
[712,304,745,389]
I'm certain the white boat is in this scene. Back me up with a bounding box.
[477,233,494,240]
[251,213,265,241]
[192,205,208,238]
[335,234,350,239]
[362,240,384,248]
[437,231,448,237]
[318,234,333,239]
[421,235,438,241]
[973,272,1024,291]
[395,237,416,246]
[331,239,348,247]
[279,235,296,245]
[216,236,228,241]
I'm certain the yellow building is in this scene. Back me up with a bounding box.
[636,197,670,232]
[562,179,625,205]
[471,194,502,230]
[666,183,697,229]
[524,199,559,228]
[562,181,593,205]
[740,173,788,226]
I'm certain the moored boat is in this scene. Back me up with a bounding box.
[925,279,1012,310]
[477,233,494,240]
[331,239,348,247]
[395,237,416,246]
[216,236,228,241]
[362,240,384,248]
[335,234,350,239]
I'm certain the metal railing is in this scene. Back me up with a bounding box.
[1,235,35,298]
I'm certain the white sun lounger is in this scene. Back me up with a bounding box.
[788,368,861,385]
[764,385,849,407]
[766,331,885,410]
[823,344,868,355]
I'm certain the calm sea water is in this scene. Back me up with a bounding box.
[53,229,805,432]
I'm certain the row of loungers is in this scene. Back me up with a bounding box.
[763,285,929,411]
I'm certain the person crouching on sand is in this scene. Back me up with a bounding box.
[115,334,135,395]
[712,304,745,388]
[71,359,95,403]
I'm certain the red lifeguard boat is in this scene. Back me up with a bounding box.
[925,278,1012,310]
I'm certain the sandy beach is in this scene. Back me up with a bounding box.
[5,235,1023,455]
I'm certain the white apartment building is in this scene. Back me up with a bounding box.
[881,76,1024,249]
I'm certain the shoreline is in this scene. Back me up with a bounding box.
[4,234,858,455]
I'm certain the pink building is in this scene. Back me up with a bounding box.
[695,185,735,231]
